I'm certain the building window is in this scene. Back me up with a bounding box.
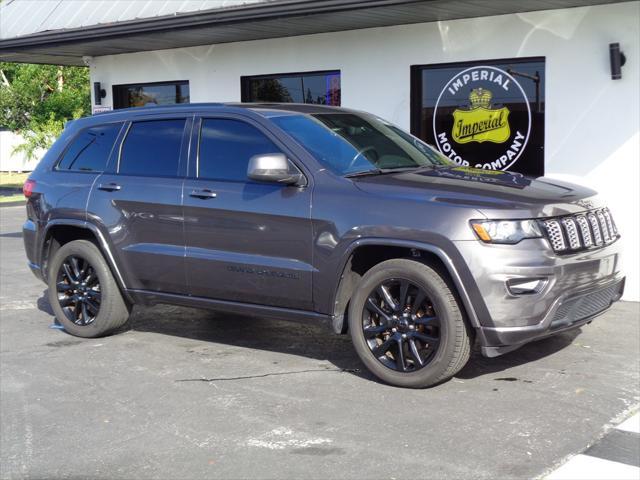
[112,81,190,109]
[241,71,340,106]
[410,58,545,176]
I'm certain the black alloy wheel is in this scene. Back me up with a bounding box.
[362,278,440,372]
[348,258,471,388]
[48,240,130,338]
[56,255,101,326]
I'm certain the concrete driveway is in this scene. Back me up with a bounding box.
[1,204,638,479]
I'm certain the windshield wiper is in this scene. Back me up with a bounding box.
[344,168,383,178]
[344,166,435,178]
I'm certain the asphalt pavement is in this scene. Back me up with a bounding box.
[1,204,638,479]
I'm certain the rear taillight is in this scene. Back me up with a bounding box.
[23,179,36,198]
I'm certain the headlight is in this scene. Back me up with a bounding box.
[470,219,543,244]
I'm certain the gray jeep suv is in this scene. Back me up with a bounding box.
[22,103,625,388]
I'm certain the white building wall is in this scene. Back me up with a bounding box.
[91,1,640,300]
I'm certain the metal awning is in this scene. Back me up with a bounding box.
[0,0,628,66]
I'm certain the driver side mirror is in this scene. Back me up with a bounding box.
[247,153,306,186]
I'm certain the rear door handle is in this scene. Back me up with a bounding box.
[97,183,121,192]
[189,189,217,199]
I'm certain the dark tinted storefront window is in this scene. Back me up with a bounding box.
[241,71,341,105]
[410,58,545,176]
[119,119,185,177]
[57,123,122,172]
[113,81,190,109]
[198,119,281,182]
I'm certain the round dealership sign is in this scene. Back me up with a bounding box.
[432,66,532,171]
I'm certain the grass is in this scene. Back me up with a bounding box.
[0,193,25,204]
[0,172,30,189]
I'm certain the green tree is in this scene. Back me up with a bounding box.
[0,62,90,159]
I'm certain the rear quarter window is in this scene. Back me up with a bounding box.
[56,123,122,172]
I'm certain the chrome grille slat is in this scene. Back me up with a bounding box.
[588,212,603,246]
[603,208,617,236]
[543,220,566,251]
[575,215,593,248]
[544,208,618,254]
[597,210,611,243]
[561,218,581,249]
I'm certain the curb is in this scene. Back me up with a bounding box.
[0,201,26,208]
[543,409,640,479]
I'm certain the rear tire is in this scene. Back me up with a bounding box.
[48,239,130,338]
[348,258,471,388]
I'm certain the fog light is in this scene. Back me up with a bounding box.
[506,277,547,295]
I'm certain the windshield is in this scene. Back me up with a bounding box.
[269,112,452,176]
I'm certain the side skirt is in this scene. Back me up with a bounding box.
[127,289,332,326]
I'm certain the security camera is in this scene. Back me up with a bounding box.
[82,56,93,67]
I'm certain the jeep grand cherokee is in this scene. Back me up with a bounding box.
[22,103,625,388]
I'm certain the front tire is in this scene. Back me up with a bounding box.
[348,258,471,388]
[48,240,130,338]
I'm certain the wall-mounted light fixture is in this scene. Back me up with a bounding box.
[93,82,107,105]
[609,43,626,80]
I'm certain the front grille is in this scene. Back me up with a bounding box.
[542,208,619,254]
[551,282,622,329]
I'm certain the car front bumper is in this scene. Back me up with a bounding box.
[453,237,625,356]
[478,276,624,356]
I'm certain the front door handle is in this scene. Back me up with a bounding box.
[189,189,217,199]
[97,183,121,192]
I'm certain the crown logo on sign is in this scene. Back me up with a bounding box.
[469,88,492,109]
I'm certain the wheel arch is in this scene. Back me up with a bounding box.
[329,238,483,334]
[41,220,131,302]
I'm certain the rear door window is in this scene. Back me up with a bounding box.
[57,123,122,172]
[198,118,282,182]
[119,119,186,177]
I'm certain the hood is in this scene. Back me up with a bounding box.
[351,166,600,217]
